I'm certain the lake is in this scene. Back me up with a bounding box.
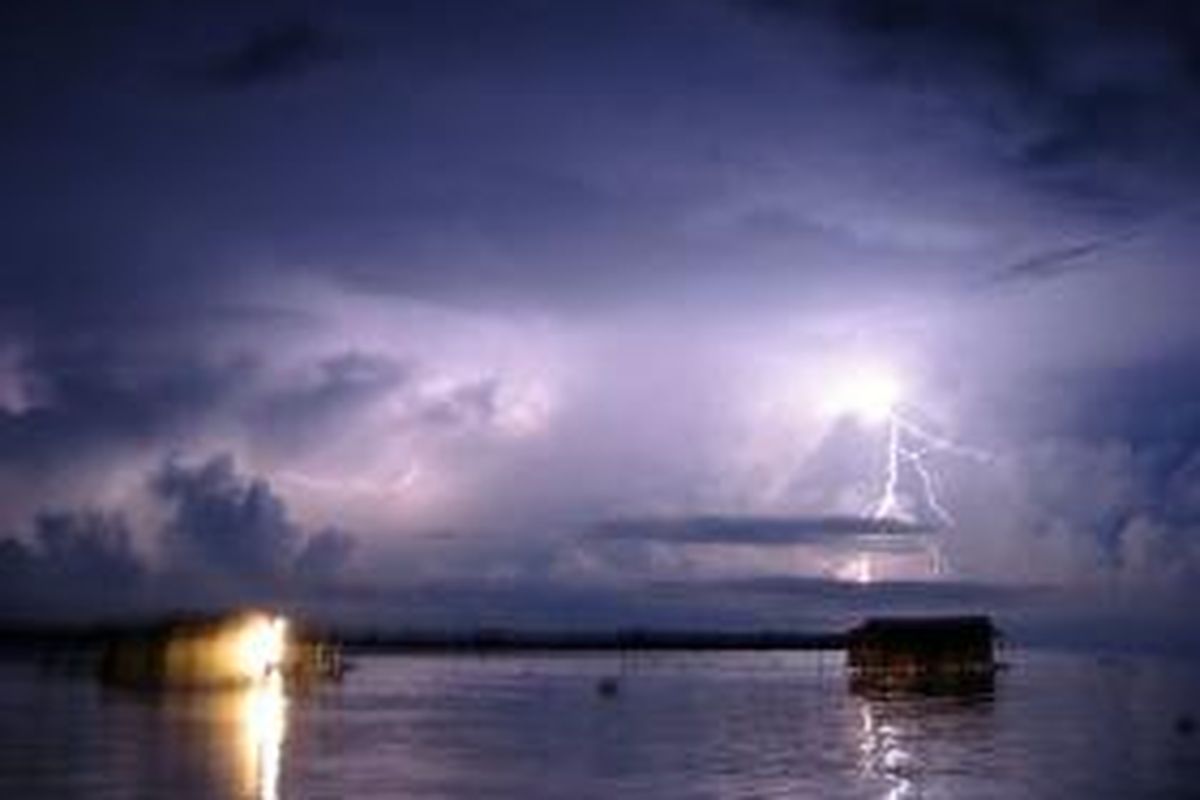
[1,649,1198,798]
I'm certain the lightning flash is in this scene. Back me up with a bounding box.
[825,364,988,578]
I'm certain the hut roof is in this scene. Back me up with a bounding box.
[849,615,995,646]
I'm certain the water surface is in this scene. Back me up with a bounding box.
[1,649,1198,798]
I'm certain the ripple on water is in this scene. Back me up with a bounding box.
[0,650,1198,798]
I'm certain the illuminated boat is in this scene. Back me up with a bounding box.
[98,612,344,689]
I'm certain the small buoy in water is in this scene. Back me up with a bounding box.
[597,676,620,698]
[1175,714,1196,736]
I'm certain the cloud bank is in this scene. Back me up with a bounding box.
[0,455,356,621]
[1,1,1200,647]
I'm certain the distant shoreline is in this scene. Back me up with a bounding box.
[0,623,848,653]
[341,630,849,653]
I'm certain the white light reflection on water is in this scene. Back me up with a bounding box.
[237,673,287,800]
[858,699,920,799]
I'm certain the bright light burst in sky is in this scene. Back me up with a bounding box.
[819,358,991,581]
[825,364,902,426]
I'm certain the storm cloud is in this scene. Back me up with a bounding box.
[2,1,1200,646]
[193,19,348,89]
[0,455,357,620]
[0,512,145,619]
[151,454,360,584]
[592,514,936,545]
[749,0,1200,174]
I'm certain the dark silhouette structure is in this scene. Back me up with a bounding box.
[847,615,998,694]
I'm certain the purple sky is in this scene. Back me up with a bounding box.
[3,1,1200,648]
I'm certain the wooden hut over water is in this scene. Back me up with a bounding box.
[847,615,998,694]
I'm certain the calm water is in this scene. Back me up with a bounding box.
[1,649,1198,799]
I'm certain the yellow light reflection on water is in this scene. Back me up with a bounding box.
[238,671,288,800]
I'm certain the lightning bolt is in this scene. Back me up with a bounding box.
[895,414,992,463]
[866,410,988,578]
[870,415,903,520]
[903,449,954,527]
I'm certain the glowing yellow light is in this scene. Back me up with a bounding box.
[827,365,901,425]
[233,615,288,683]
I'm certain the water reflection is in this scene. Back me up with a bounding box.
[858,700,919,799]
[854,683,999,800]
[159,674,290,799]
[236,674,288,800]
[6,651,1198,799]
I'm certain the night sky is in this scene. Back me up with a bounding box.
[3,1,1200,648]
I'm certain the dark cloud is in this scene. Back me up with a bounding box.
[249,354,532,462]
[830,0,1049,87]
[0,511,145,619]
[194,19,347,89]
[0,349,253,471]
[251,352,409,455]
[153,454,300,577]
[691,574,1030,610]
[308,571,1033,633]
[1028,354,1200,447]
[987,205,1199,285]
[745,0,1200,197]
[592,514,936,548]
[294,528,357,583]
[33,511,144,584]
[300,577,800,631]
[989,231,1136,285]
[0,454,358,620]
